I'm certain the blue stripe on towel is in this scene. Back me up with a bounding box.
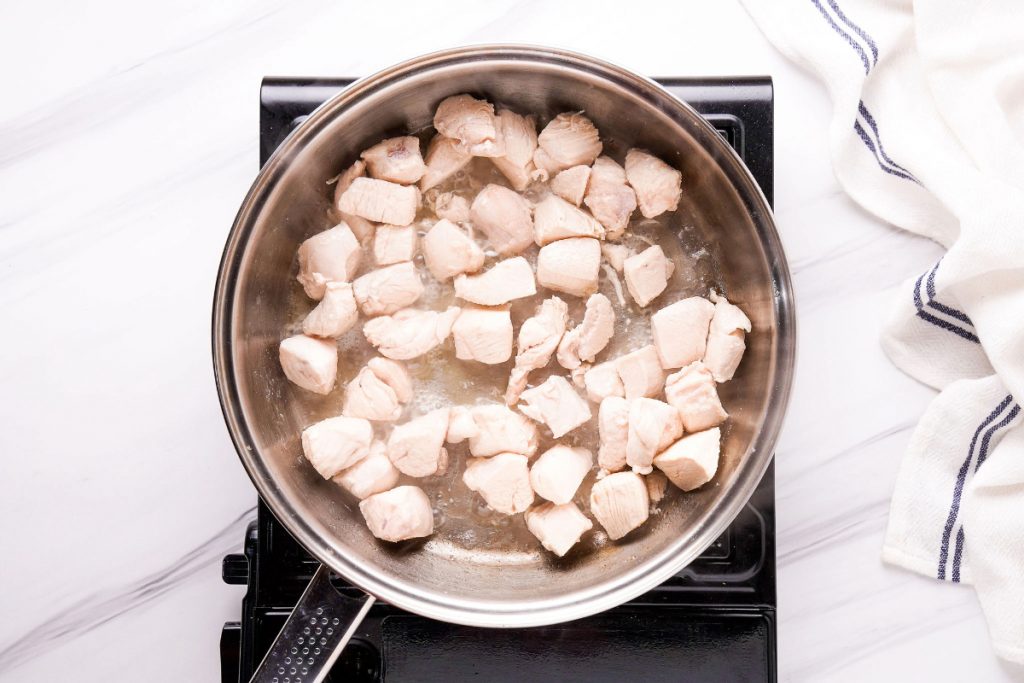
[810,0,871,74]
[951,528,965,583]
[925,262,974,325]
[913,268,980,343]
[826,0,879,65]
[857,102,919,182]
[854,121,918,181]
[937,395,1016,580]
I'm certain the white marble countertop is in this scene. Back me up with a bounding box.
[2,1,1019,680]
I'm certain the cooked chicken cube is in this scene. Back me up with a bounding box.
[332,160,366,203]
[505,297,568,404]
[337,177,421,226]
[373,224,418,266]
[432,192,471,223]
[366,357,413,403]
[518,375,593,438]
[445,405,478,444]
[469,184,535,255]
[650,297,715,369]
[601,243,634,273]
[433,94,503,157]
[387,408,451,477]
[454,256,536,305]
[550,165,591,206]
[360,136,426,185]
[452,306,513,364]
[654,427,721,491]
[421,218,485,282]
[359,486,434,542]
[300,415,373,479]
[645,471,668,503]
[583,156,637,240]
[613,345,665,399]
[465,404,539,457]
[597,396,630,473]
[584,361,625,403]
[623,245,675,307]
[491,109,539,191]
[352,261,425,316]
[589,471,650,540]
[533,195,605,245]
[534,112,603,176]
[296,223,363,300]
[664,361,728,432]
[280,334,338,395]
[556,293,615,369]
[624,149,682,219]
[463,453,534,514]
[333,441,401,499]
[704,296,752,382]
[525,502,593,557]
[529,445,592,504]
[419,135,472,191]
[536,237,601,298]
[626,398,683,474]
[363,306,460,360]
[302,281,358,338]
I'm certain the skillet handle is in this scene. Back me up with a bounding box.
[250,564,375,683]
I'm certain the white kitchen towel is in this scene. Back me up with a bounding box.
[740,0,1024,663]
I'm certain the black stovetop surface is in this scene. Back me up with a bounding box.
[221,76,776,683]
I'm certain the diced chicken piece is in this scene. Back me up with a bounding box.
[650,297,715,369]
[363,306,460,360]
[446,405,478,444]
[534,112,603,176]
[654,427,721,491]
[469,184,534,255]
[626,398,683,474]
[360,136,426,185]
[557,293,615,369]
[525,502,593,557]
[704,296,752,382]
[332,162,377,242]
[366,357,413,403]
[623,245,675,307]
[432,192,471,223]
[533,195,605,245]
[529,445,592,504]
[584,361,625,403]
[387,408,451,477]
[491,109,539,191]
[433,94,503,157]
[296,223,363,300]
[359,486,434,542]
[452,306,513,364]
[550,165,591,207]
[302,281,359,338]
[569,362,590,390]
[463,453,534,514]
[601,243,634,272]
[613,345,665,399]
[597,396,630,473]
[352,261,425,316]
[518,375,592,438]
[536,237,601,298]
[300,415,373,479]
[419,136,472,191]
[373,225,418,266]
[421,218,485,282]
[465,404,539,457]
[338,177,421,227]
[280,334,337,395]
[645,471,668,503]
[624,149,682,219]
[584,156,637,240]
[333,441,401,499]
[664,361,728,432]
[505,297,568,404]
[589,471,649,540]
[454,256,536,305]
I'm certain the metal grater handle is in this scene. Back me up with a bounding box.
[250,565,375,683]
